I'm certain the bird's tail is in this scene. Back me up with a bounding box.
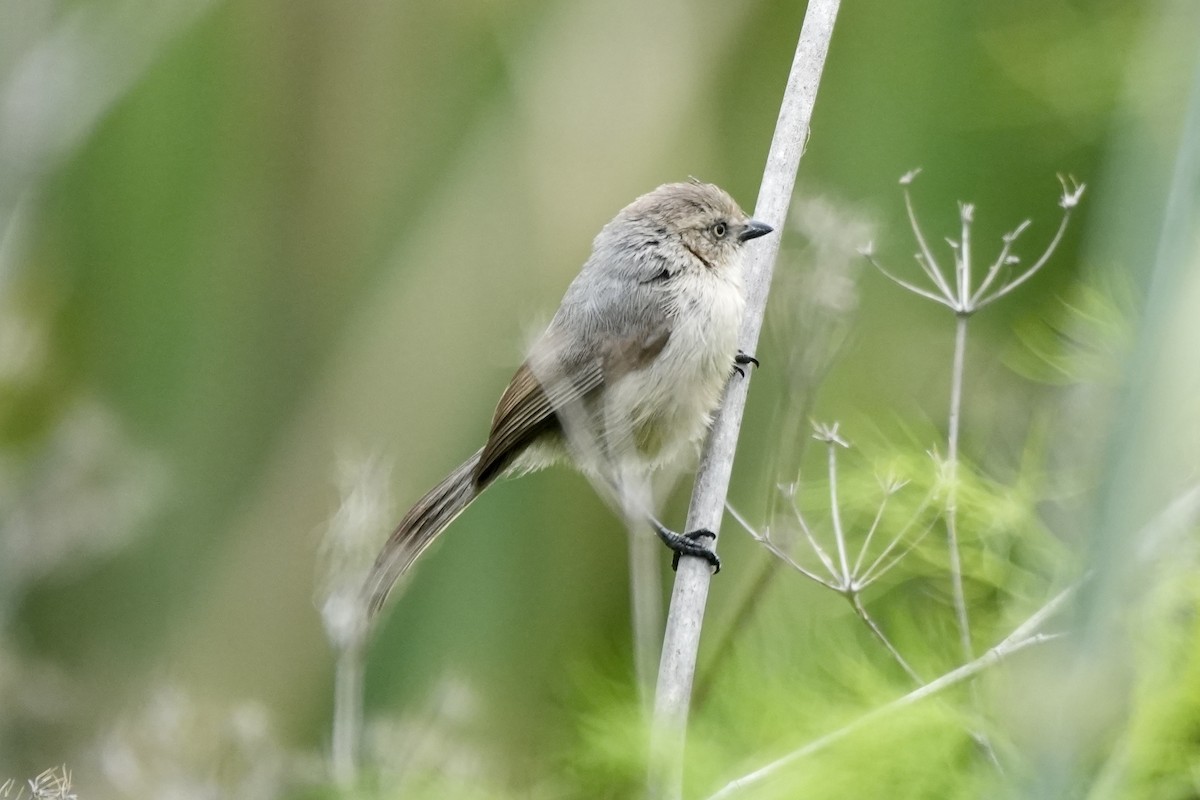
[365,448,486,617]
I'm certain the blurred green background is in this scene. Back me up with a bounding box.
[2,0,1197,797]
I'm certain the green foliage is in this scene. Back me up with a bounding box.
[1007,276,1136,388]
[691,621,992,799]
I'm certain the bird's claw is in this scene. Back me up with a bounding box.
[668,528,721,573]
[733,351,760,378]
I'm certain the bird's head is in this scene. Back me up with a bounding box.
[611,180,773,275]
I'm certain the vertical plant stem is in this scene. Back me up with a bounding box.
[631,524,665,712]
[946,316,1003,766]
[946,314,973,660]
[648,2,842,796]
[331,641,365,788]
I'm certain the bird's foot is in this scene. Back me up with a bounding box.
[651,519,721,573]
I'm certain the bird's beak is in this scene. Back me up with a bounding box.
[738,218,774,242]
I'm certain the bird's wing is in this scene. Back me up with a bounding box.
[474,356,600,485]
[474,322,671,485]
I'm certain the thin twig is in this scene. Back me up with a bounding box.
[976,177,1084,310]
[767,540,842,589]
[850,491,892,578]
[969,220,1029,305]
[999,584,1077,648]
[901,179,955,301]
[790,493,843,582]
[826,440,852,584]
[975,212,1073,309]
[849,593,924,683]
[727,503,841,589]
[857,512,936,586]
[865,251,958,308]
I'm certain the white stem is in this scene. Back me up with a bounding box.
[958,204,973,308]
[970,220,1029,305]
[649,2,843,795]
[726,503,840,589]
[866,252,958,308]
[999,584,1076,648]
[764,539,841,589]
[858,512,936,586]
[903,188,955,300]
[630,524,665,713]
[827,442,852,585]
[851,492,892,578]
[946,314,973,660]
[331,641,364,788]
[794,499,843,582]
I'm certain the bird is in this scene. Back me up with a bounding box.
[365,180,773,616]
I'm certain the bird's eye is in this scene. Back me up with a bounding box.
[711,221,728,239]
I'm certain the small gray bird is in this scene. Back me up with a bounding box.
[365,180,773,615]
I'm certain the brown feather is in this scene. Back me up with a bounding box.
[365,448,484,615]
[475,358,603,484]
[475,322,670,485]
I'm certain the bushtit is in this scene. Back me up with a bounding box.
[365,180,773,615]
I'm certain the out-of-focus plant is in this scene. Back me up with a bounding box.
[317,452,395,788]
[1,765,76,800]
[93,686,284,800]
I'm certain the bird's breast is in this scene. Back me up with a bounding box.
[615,268,746,470]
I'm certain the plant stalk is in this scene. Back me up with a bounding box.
[946,313,972,660]
[648,1,843,795]
[331,641,364,788]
